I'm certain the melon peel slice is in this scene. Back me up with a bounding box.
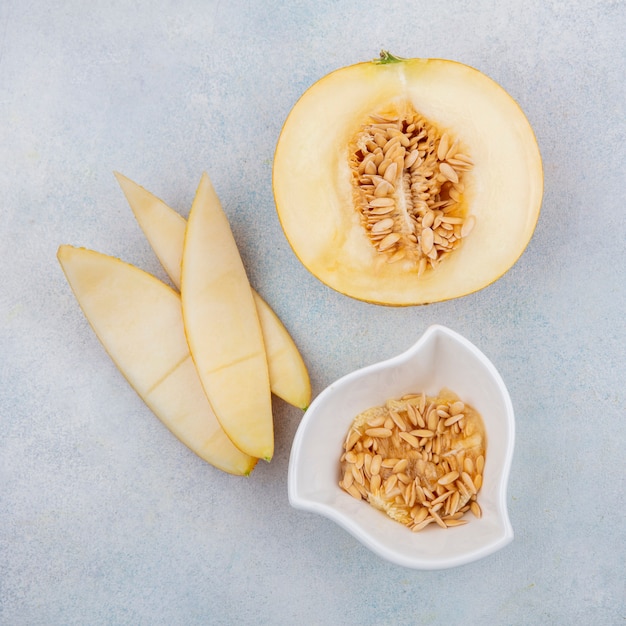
[115,172,311,411]
[57,245,257,476]
[181,173,274,461]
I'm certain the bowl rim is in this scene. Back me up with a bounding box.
[288,324,515,569]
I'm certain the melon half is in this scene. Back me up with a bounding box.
[273,53,543,305]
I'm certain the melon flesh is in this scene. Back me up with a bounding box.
[115,172,311,410]
[181,173,274,460]
[273,56,543,305]
[57,245,256,475]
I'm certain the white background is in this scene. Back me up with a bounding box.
[1,1,624,624]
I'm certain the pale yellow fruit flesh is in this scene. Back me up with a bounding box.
[273,58,543,305]
[115,172,311,410]
[57,245,257,476]
[252,295,310,410]
[181,173,274,460]
[114,171,188,289]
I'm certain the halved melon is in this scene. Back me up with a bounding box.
[273,52,543,305]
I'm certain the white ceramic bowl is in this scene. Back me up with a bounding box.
[288,325,514,569]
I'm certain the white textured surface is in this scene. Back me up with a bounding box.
[1,1,624,624]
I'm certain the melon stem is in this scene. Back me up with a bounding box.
[375,50,405,65]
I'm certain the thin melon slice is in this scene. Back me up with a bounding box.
[273,53,543,305]
[57,245,257,476]
[114,172,311,410]
[181,173,274,460]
